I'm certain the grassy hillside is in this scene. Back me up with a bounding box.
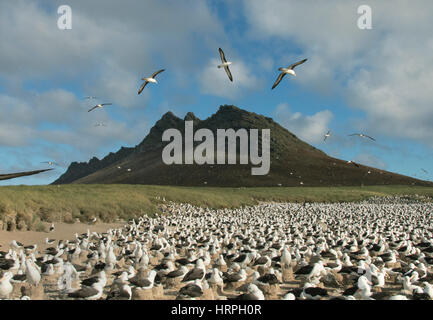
[1,184,432,231]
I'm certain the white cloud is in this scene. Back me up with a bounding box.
[243,0,433,148]
[0,0,225,107]
[0,89,147,160]
[0,0,226,179]
[274,103,333,144]
[199,58,261,99]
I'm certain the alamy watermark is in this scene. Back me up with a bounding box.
[161,121,270,176]
[57,5,72,30]
[358,5,372,29]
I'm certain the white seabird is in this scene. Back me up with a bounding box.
[88,103,112,113]
[218,48,233,82]
[348,133,376,141]
[324,130,331,142]
[41,161,58,166]
[272,58,307,90]
[236,284,265,300]
[138,69,165,95]
[0,272,14,299]
[25,258,41,287]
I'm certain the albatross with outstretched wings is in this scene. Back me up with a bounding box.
[138,69,165,95]
[41,161,59,166]
[0,169,53,181]
[348,133,376,141]
[272,58,307,90]
[324,130,331,142]
[88,103,112,113]
[218,48,233,82]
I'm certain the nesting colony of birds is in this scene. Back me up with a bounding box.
[1,196,433,300]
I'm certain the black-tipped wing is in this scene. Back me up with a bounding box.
[348,133,360,137]
[88,105,99,112]
[324,130,331,141]
[272,72,286,90]
[68,286,99,299]
[224,66,233,82]
[138,81,149,95]
[219,48,227,63]
[0,169,53,181]
[288,58,308,70]
[364,135,376,141]
[151,69,165,79]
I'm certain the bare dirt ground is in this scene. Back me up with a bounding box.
[0,221,124,250]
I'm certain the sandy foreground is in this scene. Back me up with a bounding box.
[0,221,124,250]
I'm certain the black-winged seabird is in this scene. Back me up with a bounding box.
[218,48,233,82]
[348,133,376,141]
[324,130,331,142]
[272,58,307,90]
[41,161,58,166]
[68,282,104,300]
[138,69,165,95]
[88,103,112,113]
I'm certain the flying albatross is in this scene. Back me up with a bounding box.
[0,169,53,181]
[41,161,58,166]
[88,103,112,113]
[272,58,307,90]
[138,69,165,95]
[218,48,233,82]
[348,133,376,141]
[324,130,331,142]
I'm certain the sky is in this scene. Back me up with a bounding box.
[0,0,432,185]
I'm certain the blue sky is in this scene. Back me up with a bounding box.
[0,0,432,185]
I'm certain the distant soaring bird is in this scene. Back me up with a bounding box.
[0,169,53,181]
[88,103,112,113]
[217,48,233,82]
[83,96,98,100]
[138,69,165,95]
[41,161,58,166]
[421,168,428,174]
[324,130,331,142]
[94,122,107,127]
[348,133,376,141]
[272,58,307,90]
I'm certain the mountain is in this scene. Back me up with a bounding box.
[52,105,432,187]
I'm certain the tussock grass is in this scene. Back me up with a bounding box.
[0,184,432,231]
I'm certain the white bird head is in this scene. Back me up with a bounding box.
[0,272,13,282]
